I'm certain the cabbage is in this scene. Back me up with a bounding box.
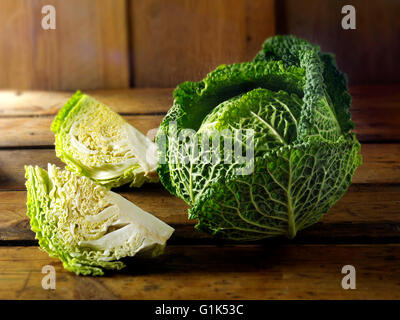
[156,35,362,240]
[51,91,158,188]
[25,164,174,275]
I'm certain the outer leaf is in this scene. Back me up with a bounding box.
[191,136,361,240]
[164,88,303,205]
[157,61,306,197]
[255,35,353,135]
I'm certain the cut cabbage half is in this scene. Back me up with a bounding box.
[25,164,174,276]
[51,91,158,188]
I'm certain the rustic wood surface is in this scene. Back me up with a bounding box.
[1,86,399,143]
[0,87,399,299]
[0,115,165,147]
[0,89,173,116]
[1,184,400,243]
[1,245,399,299]
[0,144,398,189]
[0,0,129,90]
[349,85,400,141]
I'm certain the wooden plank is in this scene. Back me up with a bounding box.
[349,85,400,141]
[279,0,400,84]
[356,144,400,184]
[2,113,385,146]
[0,144,397,191]
[0,115,164,147]
[0,0,129,90]
[1,86,399,143]
[1,184,400,242]
[0,89,173,116]
[3,111,391,146]
[1,86,399,118]
[0,150,65,191]
[0,245,399,299]
[130,0,275,87]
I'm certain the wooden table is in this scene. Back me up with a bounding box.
[0,86,399,299]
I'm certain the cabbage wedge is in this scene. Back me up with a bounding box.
[25,164,174,276]
[51,91,158,188]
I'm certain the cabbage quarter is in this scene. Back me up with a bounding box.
[51,91,158,189]
[25,164,174,276]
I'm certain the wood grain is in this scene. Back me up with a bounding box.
[349,85,400,141]
[279,0,400,85]
[0,89,173,116]
[0,0,129,90]
[0,115,164,147]
[1,184,400,242]
[2,86,399,117]
[130,0,275,87]
[2,110,398,146]
[0,150,64,191]
[0,86,399,143]
[1,245,399,299]
[0,144,397,190]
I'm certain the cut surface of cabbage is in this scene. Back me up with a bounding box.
[51,91,158,188]
[25,164,174,275]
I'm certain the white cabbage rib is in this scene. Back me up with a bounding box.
[79,192,174,257]
[123,122,158,173]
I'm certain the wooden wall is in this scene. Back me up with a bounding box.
[278,0,400,85]
[0,0,398,89]
[0,0,130,90]
[130,0,275,87]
